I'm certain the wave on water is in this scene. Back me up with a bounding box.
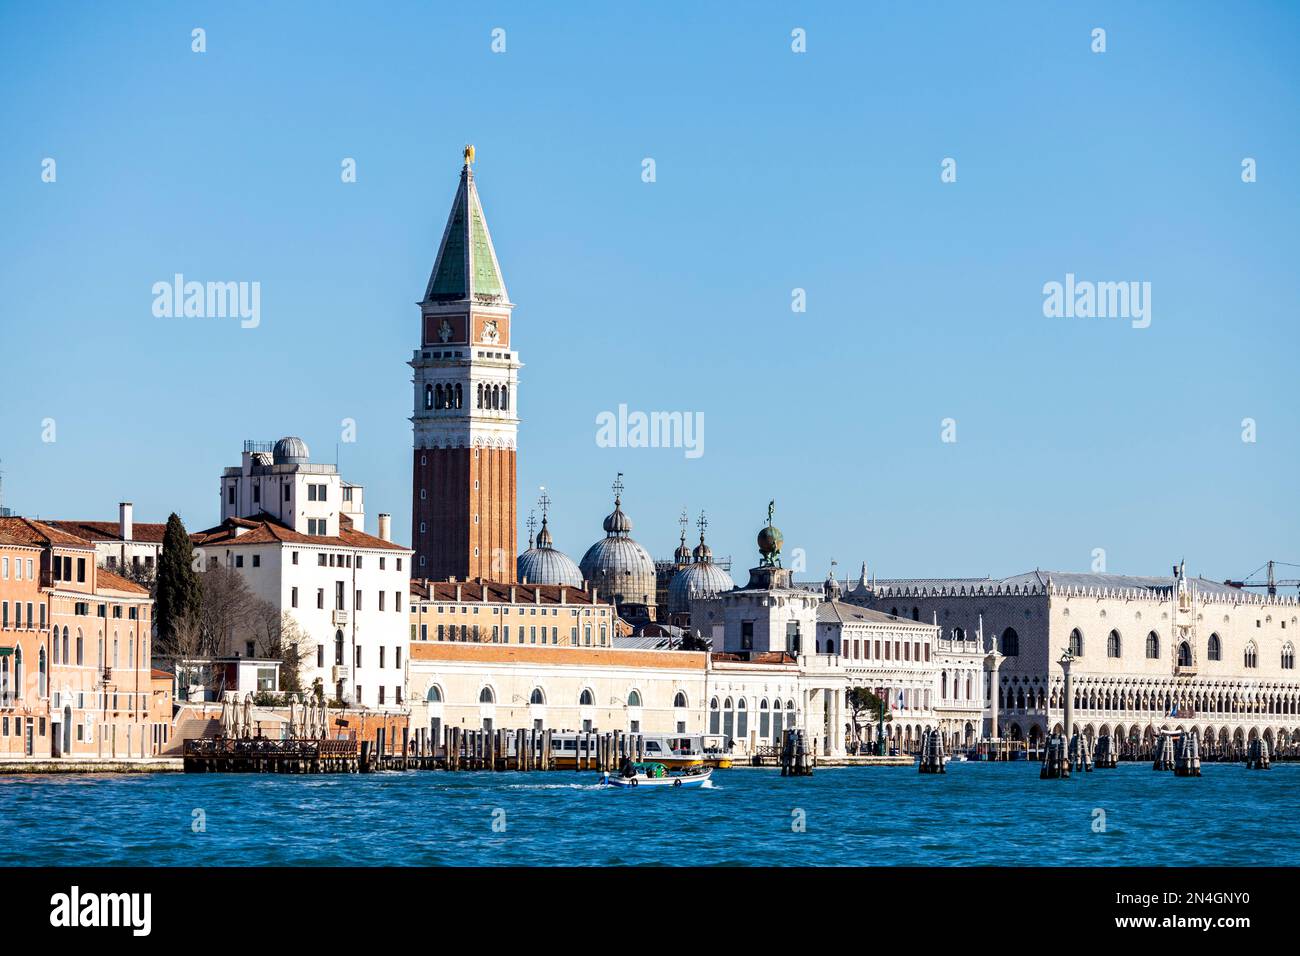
[501,783,607,791]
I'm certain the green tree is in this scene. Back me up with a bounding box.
[847,687,891,752]
[155,513,200,656]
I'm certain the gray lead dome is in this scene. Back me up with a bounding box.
[581,492,656,608]
[273,436,310,465]
[516,515,584,587]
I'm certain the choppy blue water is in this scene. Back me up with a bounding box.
[1,762,1295,866]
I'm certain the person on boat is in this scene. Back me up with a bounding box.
[620,756,637,778]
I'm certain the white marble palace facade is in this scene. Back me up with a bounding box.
[858,565,1300,754]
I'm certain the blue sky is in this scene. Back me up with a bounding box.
[1,1,1297,584]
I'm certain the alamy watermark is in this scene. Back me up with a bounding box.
[1042,273,1151,329]
[152,274,260,328]
[595,404,704,459]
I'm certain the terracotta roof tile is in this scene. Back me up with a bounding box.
[95,568,151,595]
[409,577,607,607]
[48,520,168,543]
[0,516,96,548]
[191,514,409,552]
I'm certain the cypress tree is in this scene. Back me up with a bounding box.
[155,512,200,654]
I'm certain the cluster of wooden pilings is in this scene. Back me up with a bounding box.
[1174,733,1202,776]
[1152,734,1177,771]
[918,728,946,773]
[1040,734,1070,778]
[779,729,813,776]
[183,738,364,773]
[442,727,651,773]
[1094,734,1119,768]
[1245,738,1271,770]
[1069,732,1093,772]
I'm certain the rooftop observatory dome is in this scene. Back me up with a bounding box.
[272,436,310,465]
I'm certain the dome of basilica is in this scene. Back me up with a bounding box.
[516,513,584,588]
[580,483,657,609]
[668,558,735,615]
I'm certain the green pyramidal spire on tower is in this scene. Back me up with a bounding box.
[424,145,509,304]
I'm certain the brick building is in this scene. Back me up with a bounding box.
[410,146,519,583]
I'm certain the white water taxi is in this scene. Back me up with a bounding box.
[601,763,713,789]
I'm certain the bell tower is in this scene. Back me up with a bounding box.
[410,146,519,582]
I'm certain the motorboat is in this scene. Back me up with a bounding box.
[601,762,713,789]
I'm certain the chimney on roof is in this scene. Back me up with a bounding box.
[377,513,391,542]
[119,502,134,542]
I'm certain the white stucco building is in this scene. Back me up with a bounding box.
[192,437,413,710]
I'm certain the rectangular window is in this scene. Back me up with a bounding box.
[355,590,363,611]
[335,581,345,610]
[395,592,402,613]
[741,621,754,650]
[378,592,386,612]
[378,686,385,705]
[77,558,86,583]
[395,647,401,669]
[317,645,324,668]
[291,587,299,609]
[252,554,260,568]
[292,551,299,565]
[355,647,362,667]
[316,589,325,610]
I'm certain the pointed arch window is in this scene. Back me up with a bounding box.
[1068,628,1083,657]
[1244,642,1258,669]
[454,384,463,409]
[1145,632,1160,659]
[1177,641,1192,668]
[479,686,495,704]
[1000,628,1019,656]
[501,385,509,411]
[1283,643,1295,670]
[425,384,434,410]
[529,687,546,705]
[476,383,483,409]
[1207,633,1221,661]
[579,688,594,706]
[38,647,47,698]
[1107,630,1121,658]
